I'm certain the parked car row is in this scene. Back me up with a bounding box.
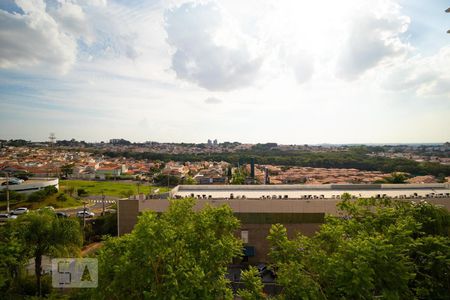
[0,213,17,221]
[0,206,96,222]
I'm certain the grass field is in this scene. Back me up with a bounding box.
[60,180,170,197]
[0,180,170,211]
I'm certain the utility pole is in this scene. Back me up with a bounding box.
[83,201,87,229]
[5,172,10,213]
[137,181,141,195]
[101,190,105,216]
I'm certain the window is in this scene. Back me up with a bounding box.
[241,230,249,244]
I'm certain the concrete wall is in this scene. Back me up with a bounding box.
[0,178,59,194]
[241,223,321,263]
[118,199,139,236]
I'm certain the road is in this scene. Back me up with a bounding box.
[56,197,119,217]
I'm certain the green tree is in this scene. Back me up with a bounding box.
[0,222,27,293]
[382,172,409,184]
[60,163,74,178]
[231,167,246,185]
[153,173,180,186]
[93,198,242,299]
[237,266,266,300]
[120,189,133,198]
[77,188,88,197]
[268,198,450,299]
[182,175,196,185]
[17,211,83,296]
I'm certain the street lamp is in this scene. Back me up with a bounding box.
[1,171,10,213]
[447,8,450,33]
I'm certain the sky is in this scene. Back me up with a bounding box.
[0,0,449,144]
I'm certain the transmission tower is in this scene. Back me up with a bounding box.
[48,133,56,178]
[49,133,56,146]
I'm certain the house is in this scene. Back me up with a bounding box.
[194,168,227,184]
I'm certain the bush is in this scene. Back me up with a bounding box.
[15,275,51,297]
[28,190,47,202]
[77,188,88,197]
[56,193,68,202]
[0,190,25,202]
[43,186,58,195]
[120,190,133,198]
[27,186,58,203]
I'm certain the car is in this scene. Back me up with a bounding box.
[56,211,69,218]
[0,213,17,222]
[14,173,29,180]
[76,211,95,218]
[11,207,28,215]
[2,180,19,186]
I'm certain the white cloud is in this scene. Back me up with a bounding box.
[164,2,262,91]
[335,2,410,80]
[1,0,449,143]
[49,0,93,44]
[382,46,450,97]
[0,0,77,73]
[204,96,222,104]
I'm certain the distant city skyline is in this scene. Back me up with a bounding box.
[1,0,449,144]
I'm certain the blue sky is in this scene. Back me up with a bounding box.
[0,0,449,144]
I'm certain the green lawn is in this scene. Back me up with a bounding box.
[60,180,170,197]
[0,180,170,211]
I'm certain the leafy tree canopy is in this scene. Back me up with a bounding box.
[93,198,242,299]
[268,196,450,300]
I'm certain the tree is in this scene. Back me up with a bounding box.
[60,164,74,178]
[120,189,133,198]
[93,198,242,299]
[153,173,180,186]
[381,172,409,184]
[0,222,27,293]
[17,211,83,296]
[182,175,196,185]
[77,188,88,197]
[237,266,266,300]
[268,197,450,299]
[231,167,246,185]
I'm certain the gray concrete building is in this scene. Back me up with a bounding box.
[118,183,450,263]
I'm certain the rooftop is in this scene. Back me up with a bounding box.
[171,184,450,199]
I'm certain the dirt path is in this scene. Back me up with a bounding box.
[81,242,103,256]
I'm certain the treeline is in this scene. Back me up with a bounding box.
[104,148,450,177]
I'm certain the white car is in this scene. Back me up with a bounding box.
[38,206,55,212]
[11,207,29,215]
[77,211,95,218]
[0,213,17,221]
